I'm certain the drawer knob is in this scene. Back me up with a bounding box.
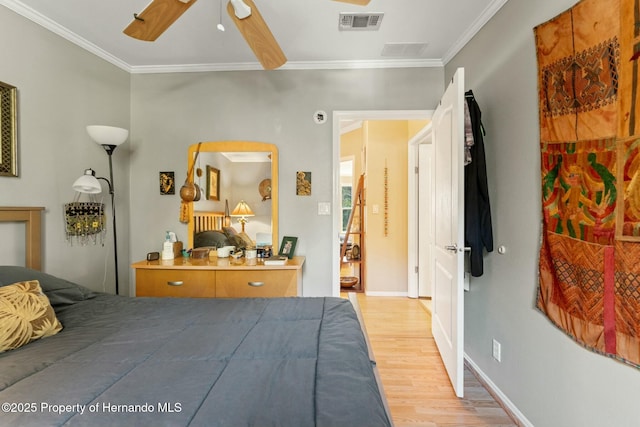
[248,281,264,287]
[167,281,184,286]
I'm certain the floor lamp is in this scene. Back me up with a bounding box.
[72,125,128,295]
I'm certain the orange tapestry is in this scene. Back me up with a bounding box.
[535,0,640,368]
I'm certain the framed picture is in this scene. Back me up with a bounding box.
[206,165,220,201]
[296,171,311,195]
[0,81,18,177]
[278,236,298,259]
[159,171,175,195]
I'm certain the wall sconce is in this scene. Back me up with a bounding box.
[231,200,254,232]
[72,125,128,295]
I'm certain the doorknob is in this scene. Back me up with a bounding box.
[444,245,471,253]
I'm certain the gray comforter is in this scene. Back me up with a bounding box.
[0,292,392,427]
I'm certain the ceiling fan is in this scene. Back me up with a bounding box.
[123,0,370,70]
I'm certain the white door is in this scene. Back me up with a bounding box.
[430,68,465,397]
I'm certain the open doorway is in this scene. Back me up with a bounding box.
[334,71,467,399]
[332,110,433,298]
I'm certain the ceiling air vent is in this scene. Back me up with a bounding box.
[381,42,429,58]
[339,13,384,31]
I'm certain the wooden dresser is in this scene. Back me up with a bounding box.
[132,256,305,298]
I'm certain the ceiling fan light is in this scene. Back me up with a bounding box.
[229,0,251,19]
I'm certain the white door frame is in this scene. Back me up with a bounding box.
[332,110,432,297]
[407,124,433,298]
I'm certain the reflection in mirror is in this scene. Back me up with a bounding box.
[187,141,278,250]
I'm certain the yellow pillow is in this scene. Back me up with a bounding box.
[0,280,63,353]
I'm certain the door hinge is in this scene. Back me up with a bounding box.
[415,166,419,174]
[415,266,419,274]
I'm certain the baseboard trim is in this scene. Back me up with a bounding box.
[463,355,534,427]
[364,291,409,297]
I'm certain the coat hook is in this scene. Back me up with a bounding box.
[134,13,144,22]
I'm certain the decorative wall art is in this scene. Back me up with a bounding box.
[206,165,220,201]
[179,142,202,223]
[259,178,272,200]
[535,0,640,369]
[0,81,17,177]
[159,171,175,195]
[384,161,389,237]
[63,197,106,246]
[296,171,311,195]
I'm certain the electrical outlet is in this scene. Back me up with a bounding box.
[492,339,502,362]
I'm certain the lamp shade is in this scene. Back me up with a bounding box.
[231,200,254,217]
[72,169,102,194]
[86,125,128,146]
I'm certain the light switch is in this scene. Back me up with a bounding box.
[372,204,379,214]
[318,202,331,215]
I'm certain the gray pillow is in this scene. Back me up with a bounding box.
[222,226,238,238]
[0,266,96,308]
[194,230,230,249]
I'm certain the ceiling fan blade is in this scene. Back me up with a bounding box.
[227,0,287,70]
[124,0,198,41]
[331,0,371,5]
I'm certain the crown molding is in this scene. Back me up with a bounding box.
[129,58,443,74]
[442,0,510,64]
[1,0,131,72]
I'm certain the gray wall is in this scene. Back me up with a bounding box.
[0,7,130,293]
[446,0,640,426]
[128,68,444,296]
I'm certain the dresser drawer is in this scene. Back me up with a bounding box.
[216,270,297,298]
[136,269,216,298]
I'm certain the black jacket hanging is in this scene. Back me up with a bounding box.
[464,90,493,277]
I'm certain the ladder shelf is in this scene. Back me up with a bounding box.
[340,174,365,292]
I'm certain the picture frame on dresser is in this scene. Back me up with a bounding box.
[278,236,297,259]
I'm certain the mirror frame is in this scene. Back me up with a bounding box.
[186,141,278,249]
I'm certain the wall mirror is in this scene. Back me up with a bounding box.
[186,141,278,250]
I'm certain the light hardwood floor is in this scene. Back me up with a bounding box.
[352,294,517,427]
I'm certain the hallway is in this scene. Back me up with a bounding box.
[353,294,517,427]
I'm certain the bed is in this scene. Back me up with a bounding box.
[192,211,245,250]
[0,207,393,427]
[193,211,225,237]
